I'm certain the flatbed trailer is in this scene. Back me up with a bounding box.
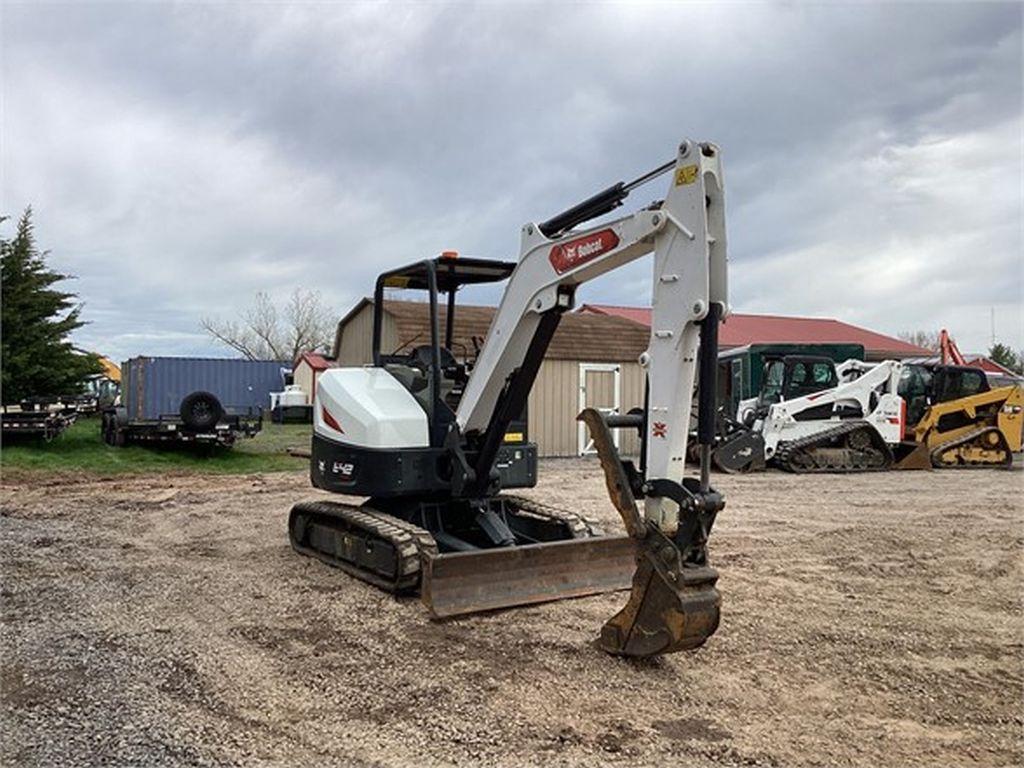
[102,408,262,448]
[1,405,78,441]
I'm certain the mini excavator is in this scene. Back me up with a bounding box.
[289,139,727,657]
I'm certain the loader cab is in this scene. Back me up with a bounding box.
[898,363,990,426]
[749,355,838,421]
[372,255,517,447]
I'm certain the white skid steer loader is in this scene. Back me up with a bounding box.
[715,357,906,473]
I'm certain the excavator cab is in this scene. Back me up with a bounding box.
[371,256,519,444]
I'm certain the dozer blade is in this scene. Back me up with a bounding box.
[422,535,636,619]
[579,407,722,658]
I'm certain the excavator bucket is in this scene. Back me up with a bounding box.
[600,542,720,656]
[421,535,635,618]
[579,408,722,657]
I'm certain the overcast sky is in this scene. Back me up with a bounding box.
[2,1,1021,361]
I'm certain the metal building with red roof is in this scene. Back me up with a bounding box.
[579,304,930,361]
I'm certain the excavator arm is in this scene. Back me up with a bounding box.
[456,140,726,520]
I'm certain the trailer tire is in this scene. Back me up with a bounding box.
[179,391,224,431]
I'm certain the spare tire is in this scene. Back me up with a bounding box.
[179,391,224,431]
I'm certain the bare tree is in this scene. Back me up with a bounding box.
[202,289,335,362]
[898,329,940,351]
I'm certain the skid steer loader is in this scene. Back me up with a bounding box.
[714,357,905,473]
[288,139,728,657]
[894,361,1023,469]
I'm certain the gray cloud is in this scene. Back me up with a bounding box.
[2,2,1020,362]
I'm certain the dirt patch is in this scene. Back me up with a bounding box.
[1,464,1021,766]
[654,717,731,744]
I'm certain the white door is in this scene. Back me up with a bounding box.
[578,363,621,455]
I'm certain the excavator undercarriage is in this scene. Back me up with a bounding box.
[289,495,635,617]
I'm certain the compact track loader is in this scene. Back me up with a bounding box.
[894,361,1023,469]
[714,357,904,473]
[289,139,728,657]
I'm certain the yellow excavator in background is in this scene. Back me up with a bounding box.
[895,330,1023,469]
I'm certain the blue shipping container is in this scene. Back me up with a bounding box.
[122,357,289,421]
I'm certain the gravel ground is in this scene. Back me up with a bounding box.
[1,462,1022,767]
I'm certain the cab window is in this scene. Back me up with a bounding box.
[760,361,785,403]
[960,370,985,396]
[812,362,836,387]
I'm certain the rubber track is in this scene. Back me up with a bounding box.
[500,494,605,538]
[930,426,1013,469]
[289,500,437,593]
[774,420,893,474]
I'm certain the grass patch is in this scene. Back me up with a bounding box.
[1,417,311,478]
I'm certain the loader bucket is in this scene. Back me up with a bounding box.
[421,535,635,618]
[893,440,933,470]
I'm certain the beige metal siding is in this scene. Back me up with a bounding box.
[337,305,398,366]
[528,360,576,457]
[528,360,645,457]
[618,362,645,457]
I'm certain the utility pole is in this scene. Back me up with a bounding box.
[990,307,995,347]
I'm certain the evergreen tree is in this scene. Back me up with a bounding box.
[988,343,1023,375]
[1,209,102,403]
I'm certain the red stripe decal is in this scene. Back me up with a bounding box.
[321,406,344,433]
